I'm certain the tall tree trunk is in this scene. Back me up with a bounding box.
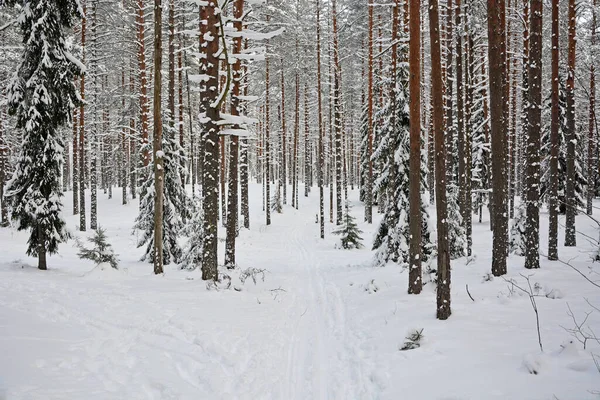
[488,0,508,276]
[225,0,244,269]
[332,0,343,224]
[548,0,559,260]
[0,108,7,227]
[121,70,128,206]
[241,37,250,228]
[365,0,374,224]
[153,0,164,275]
[456,0,466,234]
[317,0,325,237]
[564,0,577,246]
[465,18,473,256]
[73,83,79,213]
[304,83,310,198]
[79,4,87,232]
[280,60,287,205]
[408,0,422,295]
[522,0,530,195]
[138,0,150,168]
[588,0,597,216]
[129,69,137,200]
[524,0,542,269]
[445,0,455,181]
[292,40,300,210]
[265,18,272,226]
[90,0,98,230]
[201,1,220,281]
[429,0,452,319]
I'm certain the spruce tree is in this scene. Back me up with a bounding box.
[509,202,526,256]
[133,127,190,265]
[372,44,434,269]
[181,197,203,270]
[447,185,467,259]
[2,0,82,270]
[333,202,363,249]
[76,227,119,269]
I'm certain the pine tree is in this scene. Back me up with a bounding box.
[333,202,363,249]
[3,0,83,270]
[76,227,119,269]
[133,130,190,265]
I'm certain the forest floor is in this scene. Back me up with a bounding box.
[0,183,599,400]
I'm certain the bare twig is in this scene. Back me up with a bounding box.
[502,274,543,352]
[539,252,600,290]
[466,284,475,302]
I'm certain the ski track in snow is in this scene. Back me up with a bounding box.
[284,219,379,400]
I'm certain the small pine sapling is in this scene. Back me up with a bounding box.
[76,227,119,269]
[271,182,283,214]
[400,329,424,351]
[333,202,364,249]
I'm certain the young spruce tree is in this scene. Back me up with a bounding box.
[372,39,434,269]
[133,126,190,266]
[3,0,83,270]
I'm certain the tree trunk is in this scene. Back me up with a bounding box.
[73,85,79,214]
[38,224,47,270]
[304,83,310,198]
[225,0,244,269]
[201,1,220,281]
[241,37,250,228]
[588,0,597,216]
[408,0,422,295]
[445,0,455,181]
[488,0,508,276]
[332,0,343,225]
[153,0,164,275]
[280,60,287,206]
[524,0,542,270]
[429,0,452,319]
[265,18,272,226]
[137,0,150,168]
[564,0,577,247]
[0,107,7,227]
[317,0,325,237]
[90,0,98,230]
[79,5,87,232]
[365,0,374,224]
[456,0,465,218]
[292,47,300,210]
[548,0,559,260]
[465,22,473,256]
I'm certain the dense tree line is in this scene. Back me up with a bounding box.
[0,0,597,320]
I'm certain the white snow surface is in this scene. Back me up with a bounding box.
[0,184,599,399]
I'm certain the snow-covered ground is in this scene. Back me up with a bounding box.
[1,183,599,400]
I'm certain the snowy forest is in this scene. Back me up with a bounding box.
[0,0,599,398]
